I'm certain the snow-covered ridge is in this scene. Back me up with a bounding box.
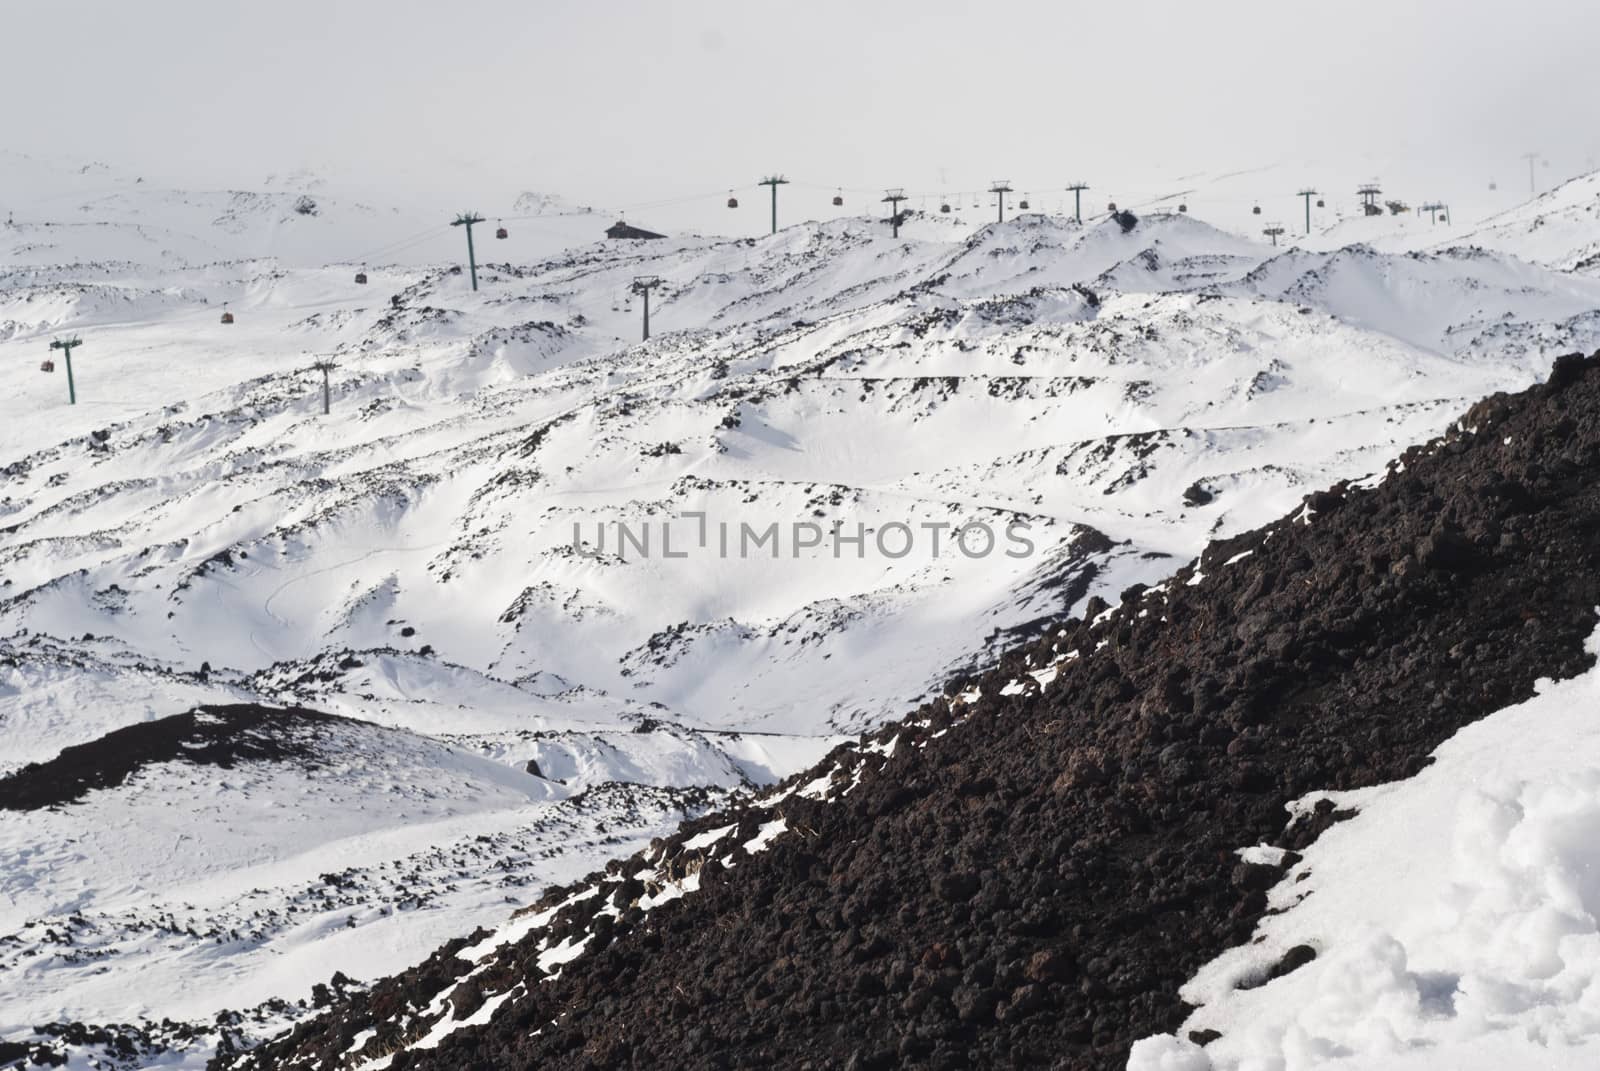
[0,699,741,1069]
[6,214,1588,749]
[240,700,954,1069]
[1446,170,1600,273]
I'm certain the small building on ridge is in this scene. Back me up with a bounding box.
[606,221,666,240]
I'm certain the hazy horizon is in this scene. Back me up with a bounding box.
[8,0,1599,235]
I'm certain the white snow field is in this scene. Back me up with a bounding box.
[1129,623,1600,1071]
[0,712,563,1021]
[3,151,1600,1065]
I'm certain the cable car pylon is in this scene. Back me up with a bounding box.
[881,188,907,237]
[757,176,788,235]
[311,357,338,415]
[989,180,1013,223]
[631,276,663,341]
[49,336,84,405]
[1065,182,1089,224]
[451,212,485,291]
[1297,188,1319,235]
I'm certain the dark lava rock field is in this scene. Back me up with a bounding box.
[229,353,1600,1070]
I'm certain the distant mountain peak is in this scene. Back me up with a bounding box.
[512,190,593,216]
[262,167,328,192]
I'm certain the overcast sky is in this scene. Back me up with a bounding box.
[7,0,1599,215]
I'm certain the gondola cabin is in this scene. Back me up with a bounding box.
[354,272,368,284]
[40,359,54,373]
[495,227,508,239]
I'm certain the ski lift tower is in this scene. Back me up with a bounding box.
[451,212,485,291]
[1357,183,1383,217]
[1297,188,1319,235]
[988,180,1014,224]
[757,176,789,235]
[1521,152,1542,194]
[49,336,83,405]
[631,275,663,341]
[311,358,338,415]
[881,188,907,238]
[1065,182,1089,224]
[1262,223,1286,247]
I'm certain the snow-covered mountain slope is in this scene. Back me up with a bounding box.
[7,213,1593,744]
[1132,625,1600,1070]
[221,353,1600,1071]
[1447,170,1600,273]
[0,704,728,1070]
[3,162,1600,1068]
[1079,158,1595,268]
[1287,168,1600,273]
